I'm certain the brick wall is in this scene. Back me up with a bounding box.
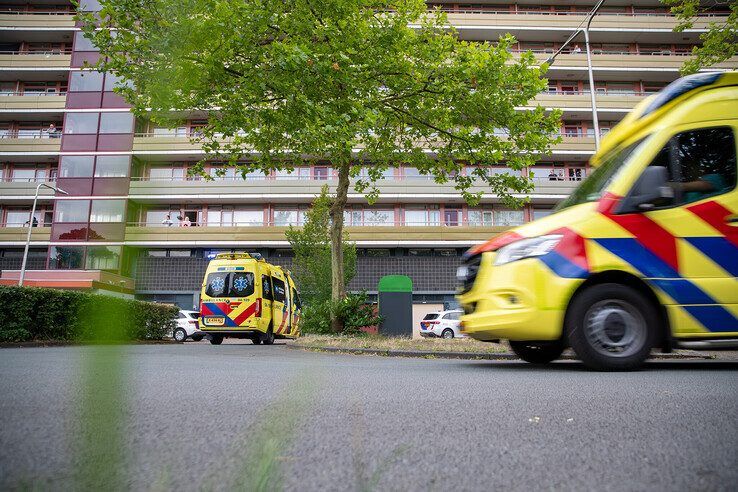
[134,255,461,292]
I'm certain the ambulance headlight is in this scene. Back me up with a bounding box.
[494,235,562,266]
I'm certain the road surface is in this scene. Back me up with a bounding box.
[0,342,736,491]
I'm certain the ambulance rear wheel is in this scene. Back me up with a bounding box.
[567,283,656,371]
[251,336,262,345]
[209,335,223,345]
[509,341,564,364]
[262,327,275,345]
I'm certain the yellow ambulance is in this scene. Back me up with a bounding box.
[458,72,738,370]
[199,253,301,345]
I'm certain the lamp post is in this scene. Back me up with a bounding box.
[544,0,606,150]
[18,182,67,287]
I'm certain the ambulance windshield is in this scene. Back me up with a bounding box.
[556,137,648,211]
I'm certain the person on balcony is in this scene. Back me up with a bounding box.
[46,123,60,138]
[572,44,582,54]
[162,214,173,227]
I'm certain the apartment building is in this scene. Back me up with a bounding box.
[0,1,735,308]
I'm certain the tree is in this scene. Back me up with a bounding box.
[79,0,562,331]
[285,185,356,307]
[663,0,738,74]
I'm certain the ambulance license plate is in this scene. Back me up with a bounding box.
[206,316,225,326]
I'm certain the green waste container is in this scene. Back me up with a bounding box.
[378,275,413,337]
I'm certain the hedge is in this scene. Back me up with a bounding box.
[0,286,178,343]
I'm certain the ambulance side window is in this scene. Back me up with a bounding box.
[649,126,737,207]
[272,278,286,303]
[262,275,273,301]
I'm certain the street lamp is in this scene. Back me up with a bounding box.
[544,0,606,150]
[18,182,68,287]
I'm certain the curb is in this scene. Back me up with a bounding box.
[287,344,714,361]
[0,339,178,349]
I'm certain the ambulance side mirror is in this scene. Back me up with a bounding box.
[617,166,674,214]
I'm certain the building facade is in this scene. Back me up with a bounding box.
[1,1,736,308]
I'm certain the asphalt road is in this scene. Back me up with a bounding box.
[0,342,736,491]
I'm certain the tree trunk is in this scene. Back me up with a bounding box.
[329,162,351,333]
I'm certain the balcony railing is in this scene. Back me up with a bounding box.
[0,49,74,56]
[0,131,62,139]
[0,176,57,183]
[0,91,67,97]
[0,8,74,15]
[434,7,730,18]
[128,220,526,228]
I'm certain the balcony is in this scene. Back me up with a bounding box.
[0,11,75,29]
[0,177,57,201]
[128,174,579,203]
[0,51,71,70]
[0,226,51,244]
[534,92,647,112]
[124,224,508,245]
[0,134,61,155]
[0,93,66,110]
[444,10,720,32]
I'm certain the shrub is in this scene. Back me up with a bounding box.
[0,286,178,343]
[300,292,382,335]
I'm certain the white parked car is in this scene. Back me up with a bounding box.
[419,310,465,339]
[172,310,205,342]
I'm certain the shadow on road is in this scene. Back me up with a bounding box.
[454,359,738,372]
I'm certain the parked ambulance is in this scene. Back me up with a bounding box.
[458,72,738,370]
[199,253,301,345]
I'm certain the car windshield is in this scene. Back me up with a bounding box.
[556,137,648,211]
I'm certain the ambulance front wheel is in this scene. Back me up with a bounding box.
[509,340,564,364]
[567,283,657,371]
[262,327,275,345]
[209,335,224,345]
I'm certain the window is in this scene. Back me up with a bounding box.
[233,209,263,226]
[85,246,121,270]
[49,246,85,269]
[557,138,647,210]
[69,71,103,92]
[89,200,125,222]
[272,278,286,303]
[55,200,90,222]
[262,275,273,300]
[168,249,192,257]
[103,73,132,91]
[205,272,255,298]
[404,205,440,226]
[423,313,439,320]
[99,112,134,134]
[364,209,394,226]
[73,31,98,51]
[59,156,94,178]
[64,113,99,134]
[533,208,554,220]
[95,156,130,177]
[646,126,736,207]
[273,208,299,226]
[468,209,494,226]
[494,210,524,226]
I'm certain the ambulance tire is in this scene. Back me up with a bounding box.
[262,327,275,345]
[191,335,203,342]
[509,341,564,364]
[209,335,224,345]
[567,283,656,371]
[251,336,262,345]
